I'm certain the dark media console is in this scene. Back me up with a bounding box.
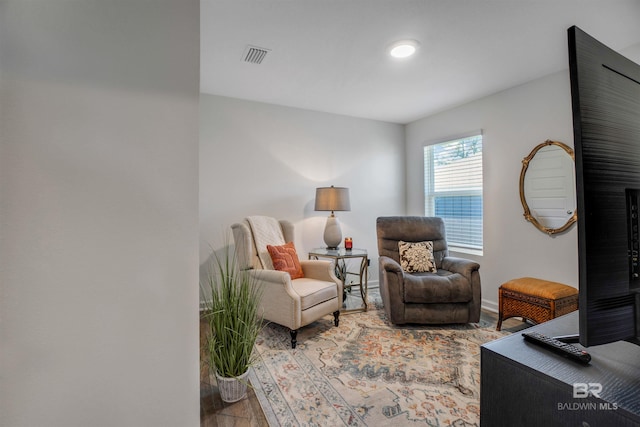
[480,312,640,426]
[629,189,640,282]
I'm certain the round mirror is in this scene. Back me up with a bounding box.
[519,140,577,235]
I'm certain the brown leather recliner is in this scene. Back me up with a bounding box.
[376,216,481,324]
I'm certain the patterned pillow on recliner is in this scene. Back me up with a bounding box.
[398,240,437,273]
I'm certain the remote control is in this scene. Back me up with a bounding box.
[522,331,591,364]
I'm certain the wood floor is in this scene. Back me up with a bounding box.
[200,291,529,426]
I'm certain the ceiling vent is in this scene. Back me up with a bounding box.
[243,45,270,64]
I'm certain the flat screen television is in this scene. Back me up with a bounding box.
[568,26,640,347]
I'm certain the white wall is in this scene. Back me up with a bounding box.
[0,2,200,426]
[200,94,405,285]
[406,72,579,311]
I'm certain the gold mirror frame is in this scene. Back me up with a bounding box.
[519,140,577,235]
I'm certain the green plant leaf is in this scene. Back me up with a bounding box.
[200,240,264,378]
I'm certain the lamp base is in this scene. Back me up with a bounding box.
[323,215,342,249]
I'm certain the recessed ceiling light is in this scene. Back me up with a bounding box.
[389,40,420,58]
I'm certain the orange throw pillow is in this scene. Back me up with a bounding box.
[267,242,305,279]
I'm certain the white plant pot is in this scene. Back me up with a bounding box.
[215,370,250,403]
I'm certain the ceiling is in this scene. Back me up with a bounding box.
[201,0,640,124]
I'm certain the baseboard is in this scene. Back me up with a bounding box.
[481,299,499,313]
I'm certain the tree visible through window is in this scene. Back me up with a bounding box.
[424,134,483,253]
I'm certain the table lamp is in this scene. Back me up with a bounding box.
[315,186,350,249]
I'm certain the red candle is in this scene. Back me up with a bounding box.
[345,237,353,250]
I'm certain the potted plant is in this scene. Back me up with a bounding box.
[200,245,263,403]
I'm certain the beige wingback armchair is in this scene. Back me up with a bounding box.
[231,216,342,348]
[376,216,481,325]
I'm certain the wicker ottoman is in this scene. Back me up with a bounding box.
[496,277,578,331]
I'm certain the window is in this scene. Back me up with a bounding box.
[424,134,483,254]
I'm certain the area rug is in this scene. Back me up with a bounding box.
[248,302,508,426]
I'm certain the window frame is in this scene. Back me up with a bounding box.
[423,131,484,256]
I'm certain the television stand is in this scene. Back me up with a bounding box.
[480,312,640,426]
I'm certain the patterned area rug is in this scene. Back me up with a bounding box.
[249,302,508,426]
